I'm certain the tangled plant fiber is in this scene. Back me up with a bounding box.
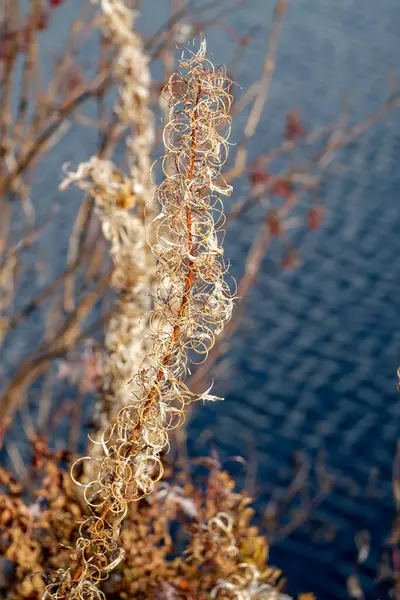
[0,442,292,599]
[61,0,157,440]
[44,36,234,599]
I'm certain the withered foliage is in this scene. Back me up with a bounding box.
[0,438,289,600]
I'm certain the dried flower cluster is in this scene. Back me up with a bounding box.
[61,156,155,435]
[0,441,290,600]
[0,441,79,599]
[44,37,234,598]
[100,0,155,194]
[61,0,157,437]
[211,564,291,600]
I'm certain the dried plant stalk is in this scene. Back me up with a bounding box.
[44,37,234,599]
[62,0,157,443]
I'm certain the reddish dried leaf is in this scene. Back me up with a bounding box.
[249,168,270,186]
[267,210,282,237]
[37,10,50,31]
[307,205,324,231]
[272,178,293,198]
[285,110,306,141]
[281,248,300,270]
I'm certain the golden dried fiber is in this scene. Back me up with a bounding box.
[45,34,234,599]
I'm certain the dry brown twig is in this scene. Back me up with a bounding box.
[224,0,288,183]
[0,270,113,444]
[41,34,235,599]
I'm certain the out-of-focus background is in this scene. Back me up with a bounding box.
[1,1,400,599]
